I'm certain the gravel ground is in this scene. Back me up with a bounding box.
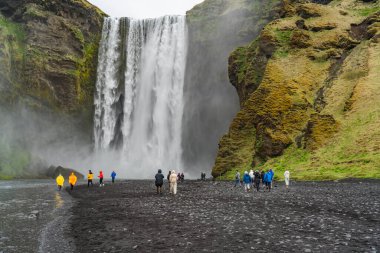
[68,179,380,252]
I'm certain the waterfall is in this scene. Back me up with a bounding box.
[94,16,188,175]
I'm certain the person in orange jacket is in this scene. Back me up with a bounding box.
[98,170,104,187]
[69,172,77,190]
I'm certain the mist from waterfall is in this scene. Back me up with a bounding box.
[94,16,187,177]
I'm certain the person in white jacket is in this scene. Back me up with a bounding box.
[169,170,178,195]
[249,169,255,188]
[284,170,290,189]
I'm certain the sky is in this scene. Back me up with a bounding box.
[87,0,205,18]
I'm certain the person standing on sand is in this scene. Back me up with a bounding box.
[243,171,251,192]
[155,169,165,194]
[254,170,261,191]
[69,172,77,190]
[284,170,290,190]
[167,170,171,191]
[56,174,64,191]
[111,171,116,183]
[87,170,94,187]
[234,170,241,187]
[98,170,104,187]
[169,170,178,195]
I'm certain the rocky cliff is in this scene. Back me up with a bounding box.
[183,0,282,172]
[213,0,380,180]
[0,0,105,114]
[0,0,105,179]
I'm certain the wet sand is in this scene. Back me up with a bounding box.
[68,180,380,252]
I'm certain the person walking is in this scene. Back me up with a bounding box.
[284,170,290,190]
[87,170,94,187]
[254,170,261,191]
[234,170,241,187]
[56,174,64,191]
[167,170,172,191]
[111,171,117,183]
[261,170,266,187]
[69,172,77,190]
[264,170,272,192]
[269,169,275,189]
[249,169,254,188]
[155,169,165,194]
[169,170,178,195]
[98,170,104,187]
[243,171,251,192]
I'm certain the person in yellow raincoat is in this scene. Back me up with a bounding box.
[56,174,64,191]
[87,170,94,187]
[69,172,77,190]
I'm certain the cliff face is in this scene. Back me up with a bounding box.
[0,0,105,179]
[0,0,105,115]
[213,0,380,179]
[183,0,282,172]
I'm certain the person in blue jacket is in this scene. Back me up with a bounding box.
[268,169,274,189]
[111,171,117,183]
[243,171,251,192]
[264,170,272,192]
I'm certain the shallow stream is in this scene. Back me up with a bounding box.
[0,180,71,253]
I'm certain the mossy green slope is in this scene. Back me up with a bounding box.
[213,0,380,180]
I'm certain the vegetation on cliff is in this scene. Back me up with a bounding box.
[183,0,282,172]
[0,0,105,113]
[213,0,380,180]
[0,0,105,179]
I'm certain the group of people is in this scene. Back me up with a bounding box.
[236,169,291,192]
[55,170,117,190]
[155,170,185,195]
[200,172,207,180]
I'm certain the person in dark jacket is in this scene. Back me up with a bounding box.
[180,173,184,182]
[167,171,171,192]
[261,170,266,186]
[155,169,165,194]
[254,170,261,191]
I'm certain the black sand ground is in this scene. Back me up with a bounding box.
[68,180,380,252]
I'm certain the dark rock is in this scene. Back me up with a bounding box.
[46,165,84,179]
[296,19,308,30]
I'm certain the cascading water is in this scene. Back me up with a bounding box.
[94,16,188,176]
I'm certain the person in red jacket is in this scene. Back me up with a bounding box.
[98,170,104,187]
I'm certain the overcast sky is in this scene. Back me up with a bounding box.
[87,0,205,18]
